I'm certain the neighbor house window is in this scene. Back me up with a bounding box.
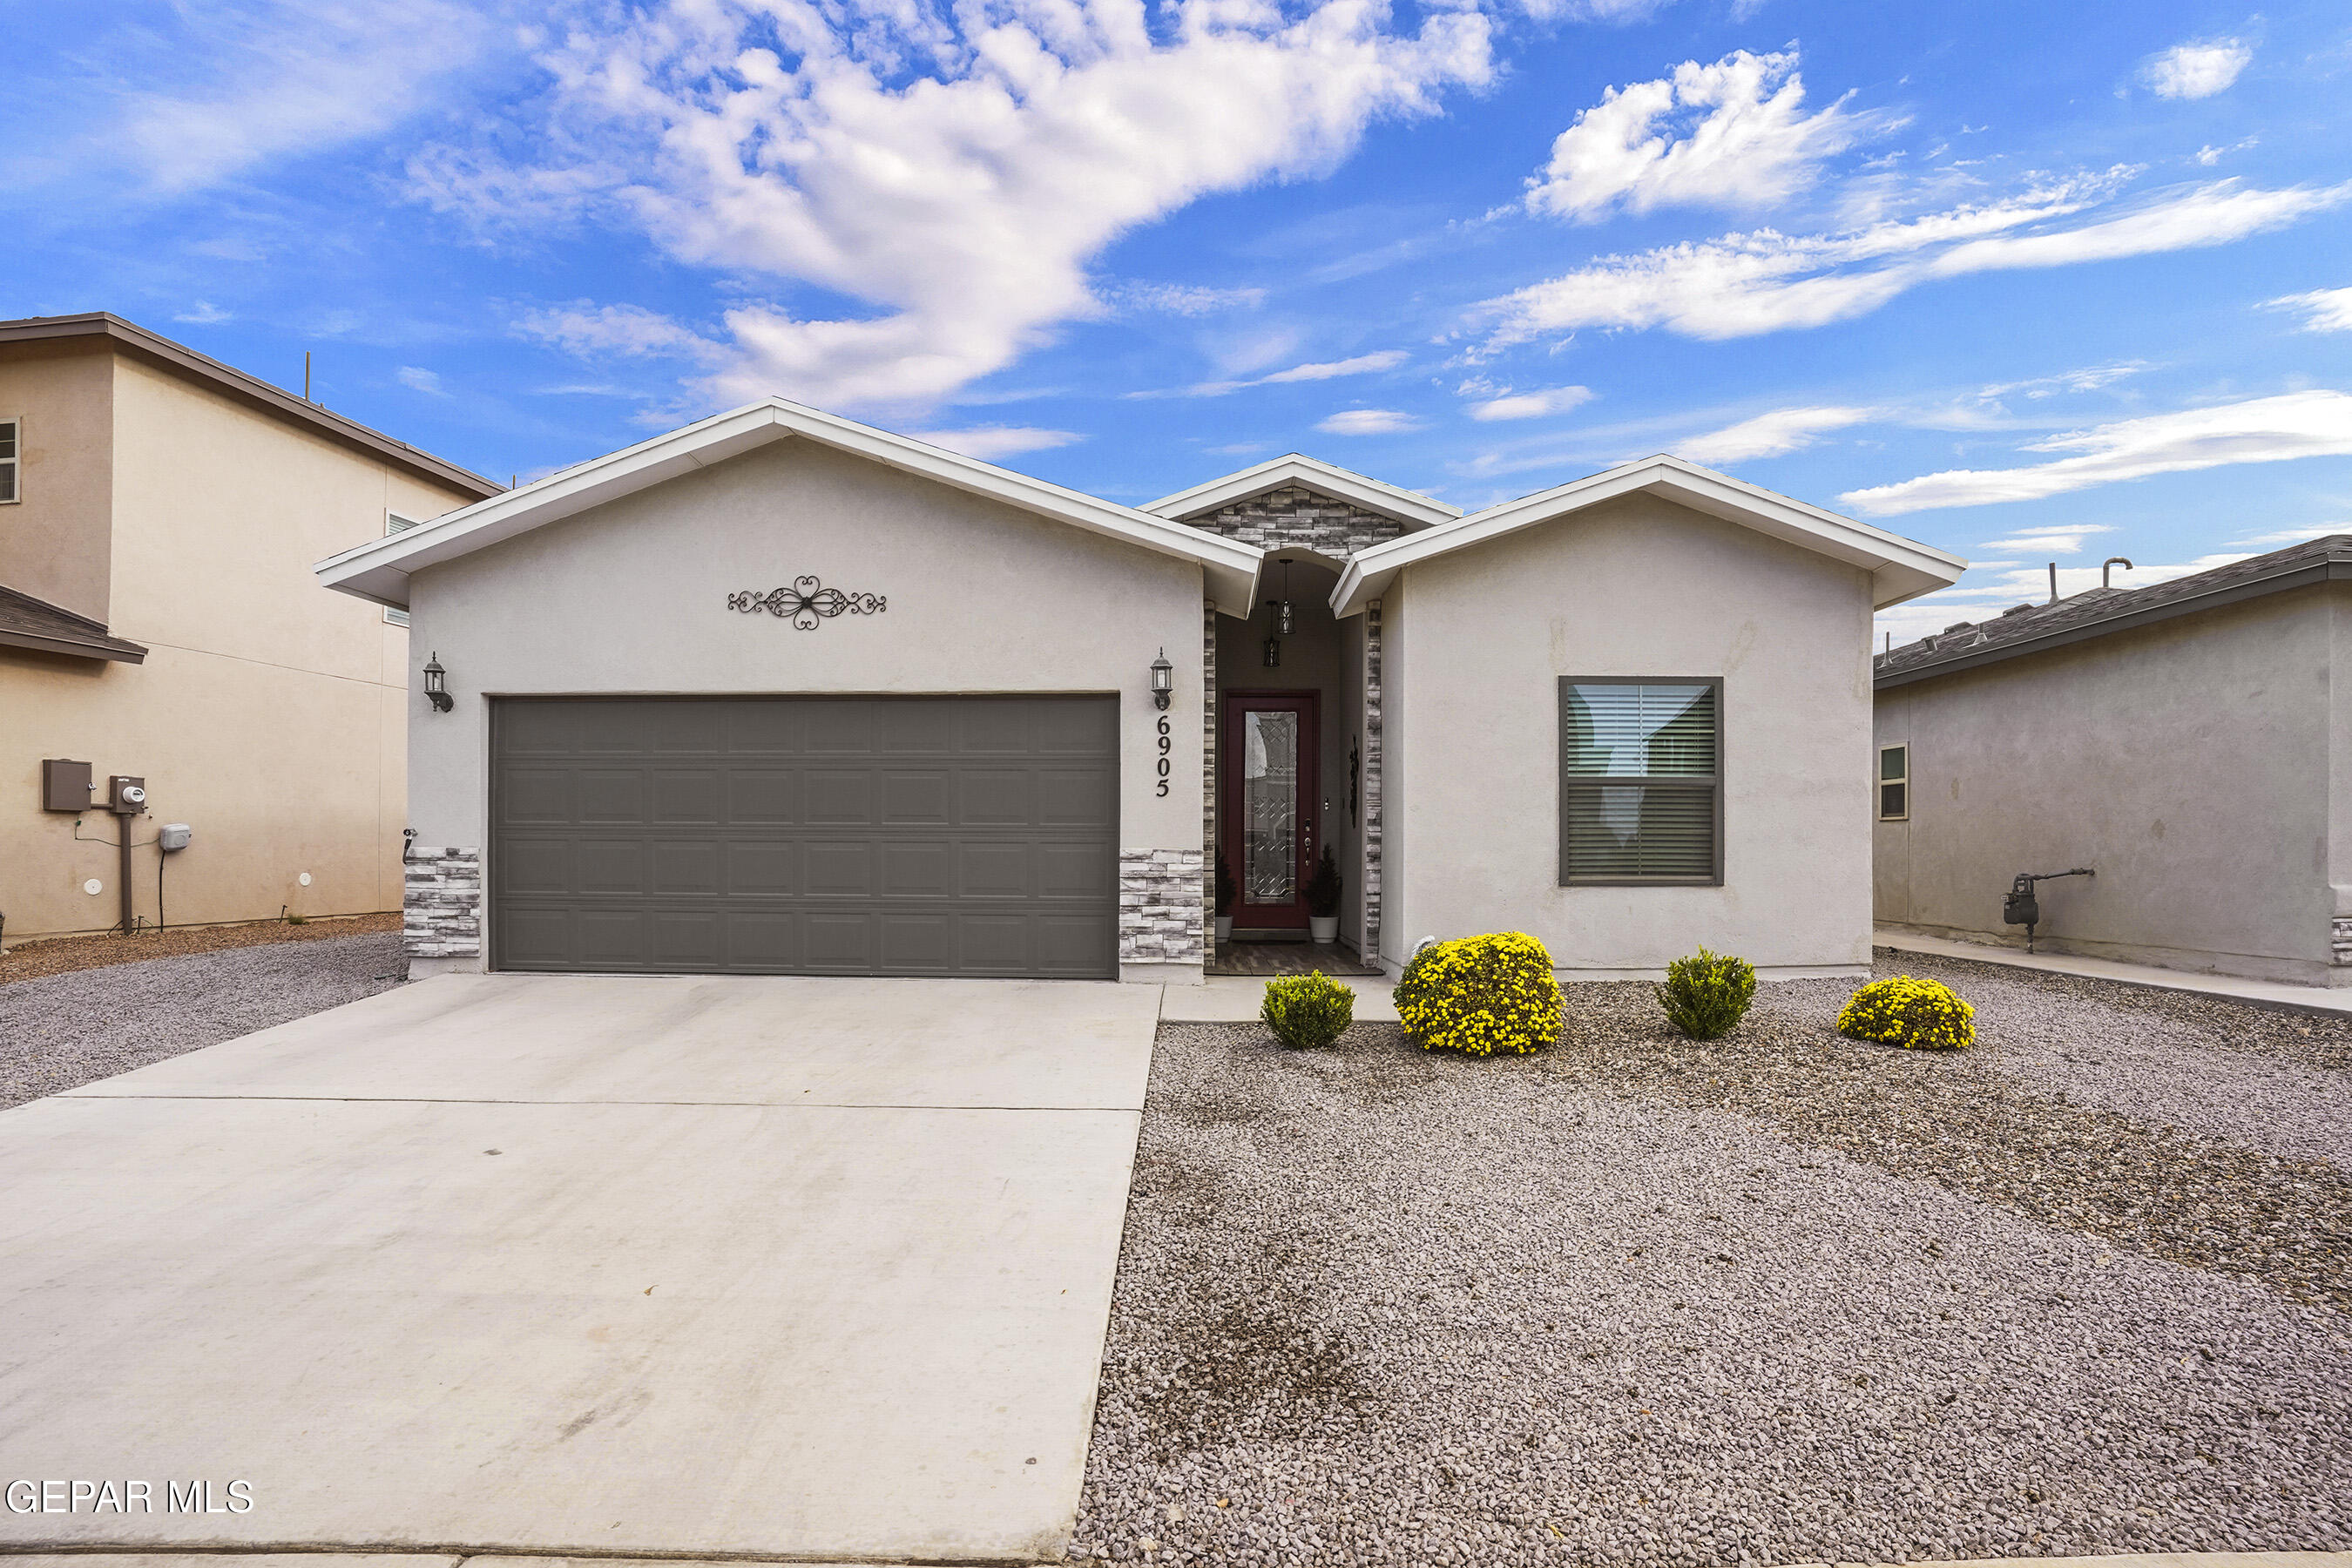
[0,417,19,504]
[1878,744,1909,821]
[1559,678,1722,884]
[382,510,422,626]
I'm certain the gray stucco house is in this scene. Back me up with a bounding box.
[1875,535,2352,987]
[314,398,1963,985]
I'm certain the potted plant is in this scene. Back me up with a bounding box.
[1213,855,1236,944]
[1305,845,1342,943]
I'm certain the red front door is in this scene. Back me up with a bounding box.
[1221,692,1319,932]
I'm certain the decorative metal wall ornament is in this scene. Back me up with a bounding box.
[727,576,887,630]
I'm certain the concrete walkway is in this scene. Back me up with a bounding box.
[1876,928,2352,1017]
[6,1549,2346,1568]
[1162,971,1400,1023]
[0,975,1157,1563]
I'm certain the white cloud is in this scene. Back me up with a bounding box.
[1317,409,1420,435]
[1680,404,1875,464]
[2195,136,2258,166]
[1975,524,2117,555]
[1839,391,2352,516]
[2227,525,2350,549]
[427,0,1492,414]
[395,366,447,396]
[1874,554,2248,648]
[1261,350,1409,384]
[1132,348,1409,399]
[2267,287,2352,334]
[1102,281,1268,316]
[113,0,497,193]
[1480,176,2349,348]
[2141,38,2253,100]
[1524,50,1882,223]
[1464,385,1596,422]
[173,301,233,325]
[1976,362,2149,401]
[905,426,1084,461]
[516,302,726,362]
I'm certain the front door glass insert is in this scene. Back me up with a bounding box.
[1241,709,1299,902]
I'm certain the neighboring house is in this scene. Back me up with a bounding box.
[1,313,498,943]
[314,399,1962,984]
[1874,536,2352,987]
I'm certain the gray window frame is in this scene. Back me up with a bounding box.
[0,416,20,505]
[1877,742,1909,821]
[1557,675,1725,888]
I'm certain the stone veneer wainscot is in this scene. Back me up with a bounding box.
[1120,848,1206,966]
[404,846,482,959]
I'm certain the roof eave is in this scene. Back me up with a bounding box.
[1146,454,1461,531]
[0,626,148,663]
[315,397,1267,614]
[1875,557,2352,689]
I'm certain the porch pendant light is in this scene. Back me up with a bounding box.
[1263,636,1281,668]
[1277,558,1295,635]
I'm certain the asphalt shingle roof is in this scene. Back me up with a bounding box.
[1874,534,2352,688]
[0,583,148,662]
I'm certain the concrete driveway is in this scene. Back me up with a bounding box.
[0,974,1157,1564]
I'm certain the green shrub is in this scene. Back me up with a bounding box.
[1394,931,1564,1057]
[1837,975,1976,1050]
[1260,971,1355,1049]
[1656,948,1757,1039]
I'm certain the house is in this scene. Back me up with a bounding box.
[1874,536,2352,988]
[1,314,499,943]
[313,398,1963,983]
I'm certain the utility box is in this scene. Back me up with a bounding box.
[107,774,147,813]
[159,822,193,852]
[41,759,92,813]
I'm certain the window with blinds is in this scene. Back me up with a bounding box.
[383,510,422,626]
[0,417,19,504]
[1878,744,1908,821]
[1558,678,1722,884]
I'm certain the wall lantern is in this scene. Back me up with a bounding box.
[1151,648,1173,710]
[422,652,454,713]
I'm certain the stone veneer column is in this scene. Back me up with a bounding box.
[1361,599,1383,968]
[403,847,482,960]
[1119,848,1206,966]
[1203,596,1219,957]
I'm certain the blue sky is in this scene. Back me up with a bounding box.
[6,0,2349,642]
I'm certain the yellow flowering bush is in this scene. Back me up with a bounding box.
[1395,931,1564,1057]
[1260,971,1355,1050]
[1836,975,1976,1050]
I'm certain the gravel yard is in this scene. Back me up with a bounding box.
[1076,954,2352,1566]
[0,931,406,1108]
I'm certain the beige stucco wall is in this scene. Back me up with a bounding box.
[403,437,1210,974]
[1392,491,1876,977]
[1874,585,2345,984]
[2,349,477,941]
[0,341,115,621]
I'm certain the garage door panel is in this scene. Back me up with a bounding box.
[727,841,798,896]
[881,770,951,824]
[652,769,724,824]
[1038,767,1116,827]
[730,769,799,823]
[959,768,1032,824]
[493,697,1114,977]
[805,841,875,898]
[501,767,574,825]
[576,769,645,824]
[805,769,878,825]
[576,840,645,896]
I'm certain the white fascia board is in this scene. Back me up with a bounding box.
[1330,456,1966,617]
[1145,454,1460,530]
[315,397,1267,614]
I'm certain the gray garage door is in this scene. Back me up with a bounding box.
[490,696,1118,977]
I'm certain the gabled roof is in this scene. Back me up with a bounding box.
[1145,454,1460,530]
[0,313,501,501]
[0,583,147,663]
[1330,454,1965,616]
[314,398,1266,614]
[1876,534,2352,689]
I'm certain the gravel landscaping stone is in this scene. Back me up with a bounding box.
[1075,956,2352,1567]
[0,932,406,1108]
